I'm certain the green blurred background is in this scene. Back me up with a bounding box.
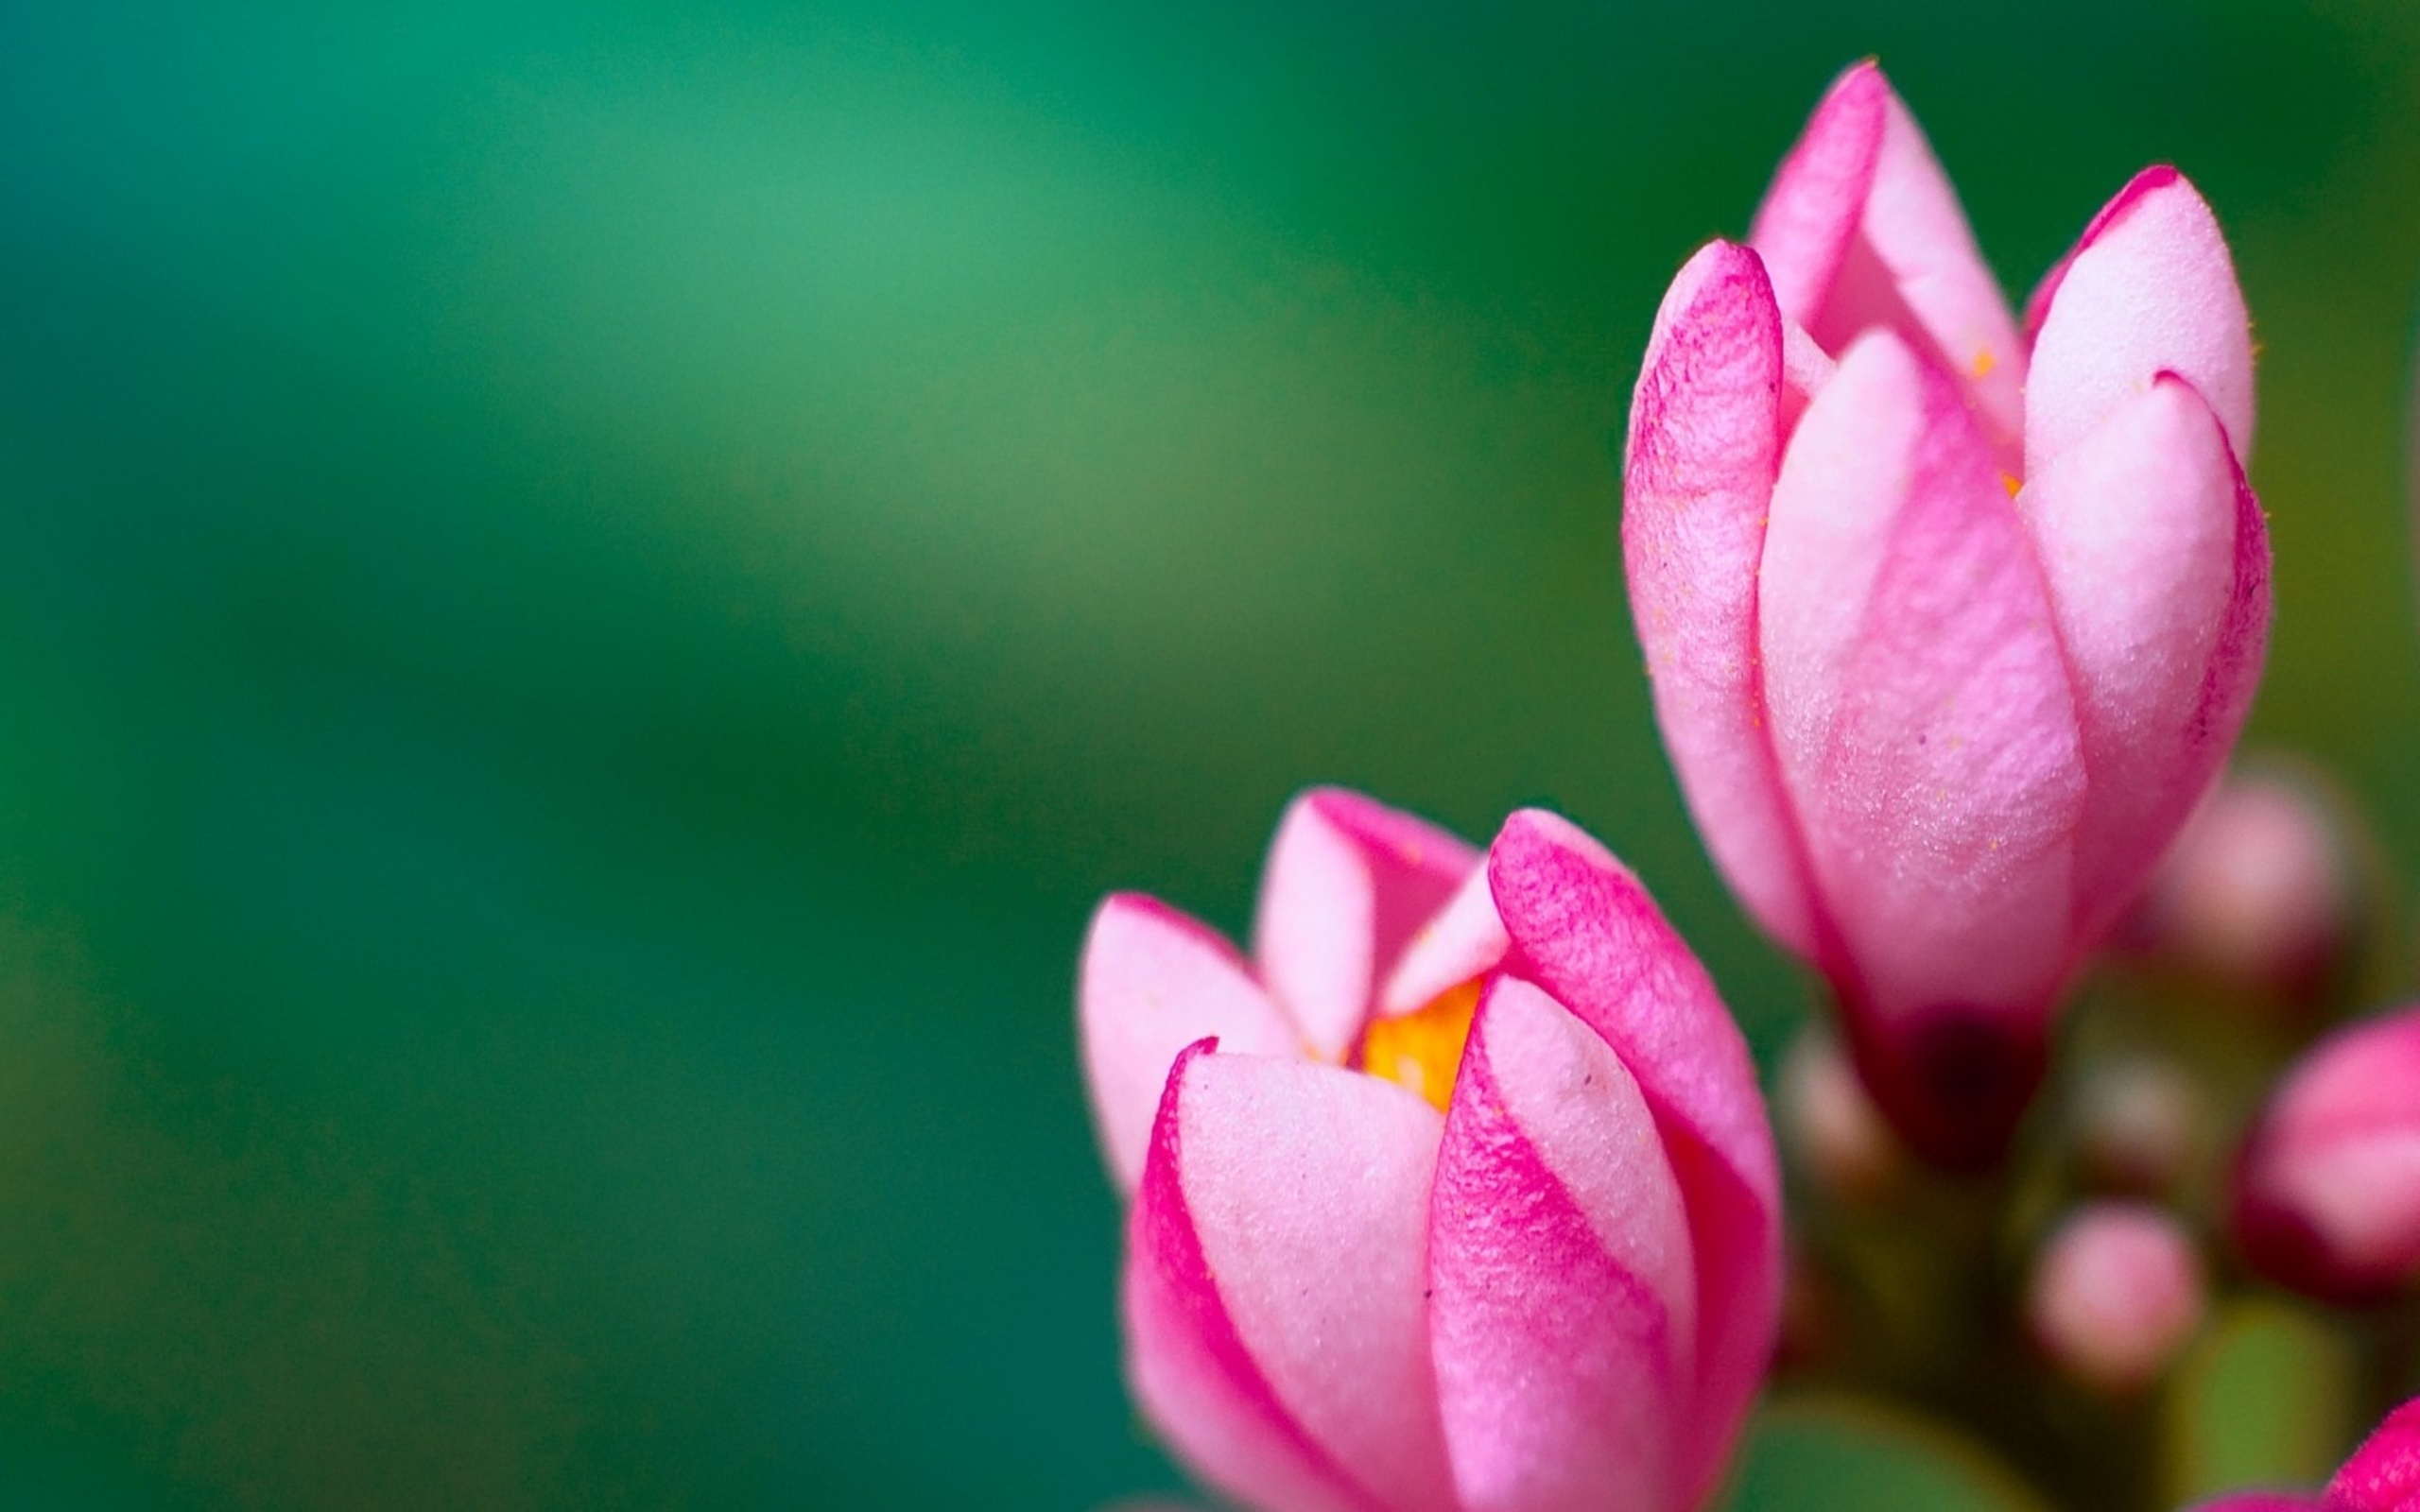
[2,1,2418,1505]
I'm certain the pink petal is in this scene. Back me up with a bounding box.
[1482,810,1779,1503]
[1750,61,2026,453]
[2019,375,2271,941]
[1377,862,1509,1018]
[1624,239,1819,959]
[1843,81,2027,445]
[2026,168,2255,478]
[1781,315,1838,434]
[1125,1042,1455,1512]
[1428,975,1695,1512]
[1758,331,2083,1164]
[1254,788,1480,1062]
[2331,1398,2420,1512]
[1750,61,1887,333]
[1761,331,2085,1020]
[1080,895,1300,1194]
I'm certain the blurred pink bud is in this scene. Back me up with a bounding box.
[1624,60,2267,1169]
[1080,792,1781,1512]
[2071,1057,2206,1198]
[2024,1202,2206,1393]
[2189,1395,2420,1511]
[1779,1027,1906,1205]
[2131,767,2354,1005]
[2232,1005,2420,1303]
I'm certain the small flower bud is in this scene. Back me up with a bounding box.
[2232,1005,2420,1303]
[1780,1028,1906,1206]
[2025,1202,2206,1393]
[2071,1056,2206,1198]
[2131,767,2355,1006]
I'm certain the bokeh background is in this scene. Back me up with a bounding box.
[3,1,2419,1505]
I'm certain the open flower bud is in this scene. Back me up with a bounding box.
[1624,60,2267,1170]
[2025,1202,2205,1393]
[1080,792,1781,1512]
[2232,1005,2420,1303]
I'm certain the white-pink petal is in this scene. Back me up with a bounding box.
[1843,78,2027,446]
[2026,168,2255,478]
[1480,809,1779,1503]
[1750,61,1886,333]
[1760,331,2085,1028]
[1254,788,1478,1062]
[1750,61,2026,452]
[1080,894,1299,1194]
[2018,374,2267,940]
[1428,974,1694,1512]
[1126,1045,1455,1512]
[1377,861,1508,1018]
[1624,239,1819,959]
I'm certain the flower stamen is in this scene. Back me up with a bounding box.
[1359,979,1482,1112]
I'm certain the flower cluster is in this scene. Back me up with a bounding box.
[1077,58,2419,1512]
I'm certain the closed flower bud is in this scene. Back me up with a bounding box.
[2071,1057,2206,1199]
[1780,1027,1906,1206]
[2232,1005,2420,1303]
[2025,1202,2206,1393]
[1625,61,2267,1170]
[2131,767,2356,1007]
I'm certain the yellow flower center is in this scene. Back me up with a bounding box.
[1358,979,1482,1113]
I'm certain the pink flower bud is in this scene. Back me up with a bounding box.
[1778,1027,1906,1205]
[2024,1202,2206,1393]
[2232,1006,2420,1303]
[2131,767,2355,1006]
[2070,1056,2206,1199]
[1624,61,2267,1169]
[1080,792,1782,1512]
